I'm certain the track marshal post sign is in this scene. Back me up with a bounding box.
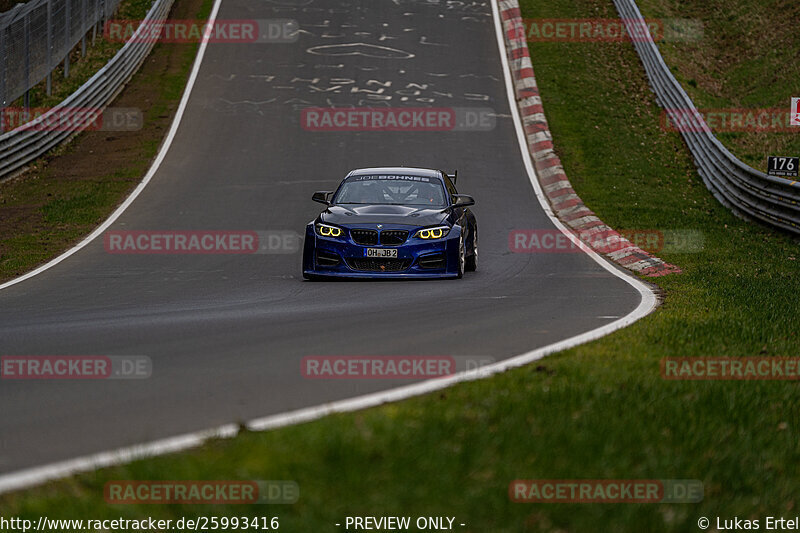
[767,156,799,178]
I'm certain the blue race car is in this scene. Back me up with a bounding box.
[302,167,477,279]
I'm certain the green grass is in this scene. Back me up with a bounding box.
[2,0,800,530]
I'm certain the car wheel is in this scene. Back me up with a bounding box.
[456,235,465,279]
[465,227,478,272]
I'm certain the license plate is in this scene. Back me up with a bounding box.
[365,248,398,258]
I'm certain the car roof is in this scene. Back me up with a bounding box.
[346,167,443,179]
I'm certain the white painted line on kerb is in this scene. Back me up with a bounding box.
[0,0,658,495]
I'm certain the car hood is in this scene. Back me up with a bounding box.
[320,205,448,227]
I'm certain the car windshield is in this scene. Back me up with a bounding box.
[333,174,447,207]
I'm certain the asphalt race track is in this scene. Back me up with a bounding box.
[0,0,643,473]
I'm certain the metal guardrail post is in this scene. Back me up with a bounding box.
[64,0,70,78]
[92,0,98,44]
[23,13,29,110]
[0,25,5,109]
[81,0,86,56]
[47,0,52,96]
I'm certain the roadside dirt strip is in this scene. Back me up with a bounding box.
[498,0,681,277]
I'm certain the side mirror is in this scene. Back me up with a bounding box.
[451,194,475,208]
[312,191,333,205]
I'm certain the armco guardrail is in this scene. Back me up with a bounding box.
[613,0,800,235]
[0,0,172,179]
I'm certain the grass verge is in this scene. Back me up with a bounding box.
[636,0,800,171]
[2,0,800,531]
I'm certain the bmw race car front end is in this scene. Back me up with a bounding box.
[302,220,463,279]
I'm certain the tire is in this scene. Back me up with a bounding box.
[465,227,478,272]
[456,234,465,279]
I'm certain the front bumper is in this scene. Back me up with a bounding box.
[302,223,462,279]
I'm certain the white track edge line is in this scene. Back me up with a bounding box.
[0,0,658,495]
[0,0,224,293]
